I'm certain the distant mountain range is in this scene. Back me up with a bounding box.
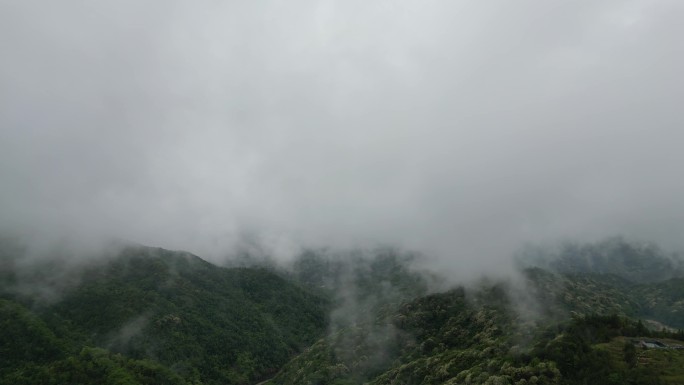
[516,236,684,283]
[2,237,684,385]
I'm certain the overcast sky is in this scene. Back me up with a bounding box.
[1,1,683,272]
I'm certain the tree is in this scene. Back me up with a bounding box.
[623,342,637,369]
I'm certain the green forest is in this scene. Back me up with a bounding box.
[0,245,327,385]
[2,238,684,385]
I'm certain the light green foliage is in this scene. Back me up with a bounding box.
[272,285,563,385]
[524,266,684,329]
[272,259,684,385]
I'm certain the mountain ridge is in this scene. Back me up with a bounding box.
[0,244,328,385]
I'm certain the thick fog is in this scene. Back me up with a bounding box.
[1,1,683,274]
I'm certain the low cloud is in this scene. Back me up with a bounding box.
[1,1,683,277]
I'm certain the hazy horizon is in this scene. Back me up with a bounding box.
[2,1,683,276]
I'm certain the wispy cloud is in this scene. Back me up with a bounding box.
[1,1,682,275]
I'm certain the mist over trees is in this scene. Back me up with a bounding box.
[3,237,684,384]
[2,1,684,384]
[1,0,684,275]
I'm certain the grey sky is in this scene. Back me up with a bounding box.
[1,1,683,274]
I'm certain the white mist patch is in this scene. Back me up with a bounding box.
[107,314,150,351]
[1,0,683,278]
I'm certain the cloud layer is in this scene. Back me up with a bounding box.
[1,1,683,273]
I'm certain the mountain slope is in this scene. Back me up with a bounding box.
[269,285,563,385]
[269,262,684,385]
[0,245,329,385]
[523,267,684,330]
[517,237,684,283]
[4,239,684,385]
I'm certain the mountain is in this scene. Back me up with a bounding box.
[267,240,684,385]
[269,284,561,385]
[0,245,328,385]
[634,277,684,330]
[520,267,684,330]
[268,277,684,385]
[516,237,684,283]
[3,238,684,385]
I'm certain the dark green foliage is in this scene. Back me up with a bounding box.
[273,274,684,385]
[269,249,433,385]
[3,347,189,385]
[523,265,684,329]
[290,248,430,316]
[0,299,65,370]
[0,245,328,385]
[536,315,619,382]
[5,238,684,385]
[624,341,637,368]
[532,315,672,385]
[634,277,684,329]
[272,284,562,385]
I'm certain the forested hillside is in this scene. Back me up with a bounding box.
[267,245,684,385]
[269,276,684,385]
[517,237,684,283]
[0,245,328,385]
[3,240,684,385]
